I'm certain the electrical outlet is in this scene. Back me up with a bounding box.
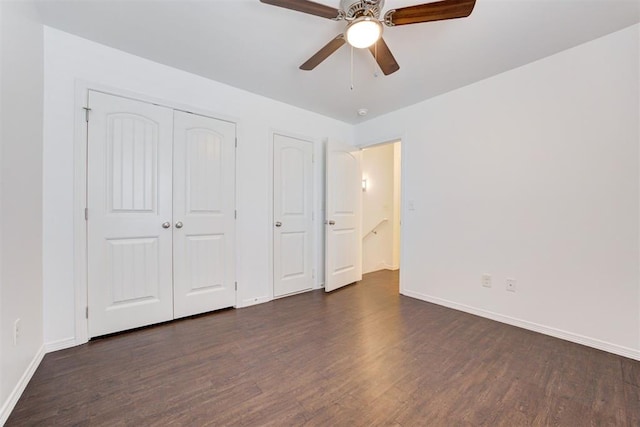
[506,278,517,292]
[481,274,492,288]
[13,318,21,346]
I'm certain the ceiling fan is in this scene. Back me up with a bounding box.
[259,0,476,76]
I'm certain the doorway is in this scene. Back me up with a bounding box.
[361,141,401,275]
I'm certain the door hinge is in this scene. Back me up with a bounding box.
[85,306,89,319]
[235,137,238,148]
[84,208,88,221]
[234,210,237,219]
[312,153,314,163]
[235,281,237,291]
[83,107,91,122]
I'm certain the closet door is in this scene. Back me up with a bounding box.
[87,91,174,337]
[172,111,237,318]
[273,134,314,297]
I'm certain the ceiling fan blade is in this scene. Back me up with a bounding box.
[368,38,400,76]
[300,34,346,71]
[385,0,476,26]
[260,0,341,20]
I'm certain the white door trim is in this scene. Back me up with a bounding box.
[72,80,240,347]
[267,129,318,301]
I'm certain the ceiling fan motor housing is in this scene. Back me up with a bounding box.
[340,0,384,19]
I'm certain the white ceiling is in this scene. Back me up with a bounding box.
[36,0,639,124]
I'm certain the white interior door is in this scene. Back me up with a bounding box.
[173,111,236,318]
[87,91,174,337]
[273,134,314,297]
[325,139,362,292]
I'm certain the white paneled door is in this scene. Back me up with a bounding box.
[87,91,236,337]
[87,91,174,337]
[173,111,236,318]
[325,140,362,292]
[273,134,314,297]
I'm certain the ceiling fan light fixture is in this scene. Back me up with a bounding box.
[345,17,382,49]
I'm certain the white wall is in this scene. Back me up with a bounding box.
[42,28,353,348]
[0,1,45,423]
[356,24,640,359]
[362,143,396,274]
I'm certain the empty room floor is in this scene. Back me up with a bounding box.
[7,270,640,426]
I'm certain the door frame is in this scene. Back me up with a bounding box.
[267,129,319,301]
[356,135,407,295]
[72,81,240,346]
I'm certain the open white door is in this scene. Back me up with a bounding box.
[325,140,362,292]
[172,111,236,318]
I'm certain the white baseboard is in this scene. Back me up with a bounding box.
[0,344,46,425]
[44,337,77,353]
[402,289,640,361]
[237,296,271,308]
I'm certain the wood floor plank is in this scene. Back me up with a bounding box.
[623,382,640,427]
[6,269,640,426]
[622,356,640,387]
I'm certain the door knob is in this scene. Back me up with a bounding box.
[327,220,335,226]
[175,221,183,229]
[275,221,282,227]
[162,222,171,229]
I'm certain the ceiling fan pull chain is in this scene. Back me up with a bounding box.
[350,45,354,91]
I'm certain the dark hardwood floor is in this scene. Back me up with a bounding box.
[7,270,640,426]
